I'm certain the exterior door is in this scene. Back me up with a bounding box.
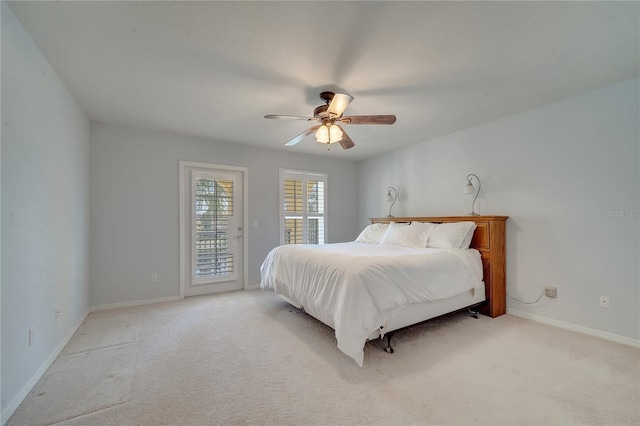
[185,169,244,296]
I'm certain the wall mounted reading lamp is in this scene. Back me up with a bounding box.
[464,174,481,216]
[385,186,398,218]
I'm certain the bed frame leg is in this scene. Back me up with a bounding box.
[384,333,394,354]
[469,308,479,319]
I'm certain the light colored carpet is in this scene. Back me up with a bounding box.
[8,290,640,425]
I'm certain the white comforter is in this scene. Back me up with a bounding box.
[260,242,483,366]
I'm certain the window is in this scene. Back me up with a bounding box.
[280,169,327,245]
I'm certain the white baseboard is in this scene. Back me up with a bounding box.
[507,308,640,348]
[90,295,182,312]
[1,308,91,425]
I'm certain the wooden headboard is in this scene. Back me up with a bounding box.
[369,216,508,318]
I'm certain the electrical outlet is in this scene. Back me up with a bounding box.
[151,273,158,282]
[544,286,557,298]
[29,328,34,346]
[599,295,610,309]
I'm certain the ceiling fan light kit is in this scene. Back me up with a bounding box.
[265,91,396,150]
[315,123,343,144]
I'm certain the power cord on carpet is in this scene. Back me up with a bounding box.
[507,289,545,305]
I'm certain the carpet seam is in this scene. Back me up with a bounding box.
[61,340,138,357]
[47,400,132,425]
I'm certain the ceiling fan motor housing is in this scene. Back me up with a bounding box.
[313,104,329,118]
[314,92,336,118]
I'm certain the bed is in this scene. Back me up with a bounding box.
[260,216,508,366]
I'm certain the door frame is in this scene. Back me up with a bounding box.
[179,161,249,298]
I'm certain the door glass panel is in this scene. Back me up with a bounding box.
[194,177,235,281]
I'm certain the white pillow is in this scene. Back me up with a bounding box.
[459,224,477,249]
[380,221,435,249]
[355,223,389,244]
[427,222,477,249]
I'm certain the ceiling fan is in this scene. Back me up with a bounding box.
[265,92,396,150]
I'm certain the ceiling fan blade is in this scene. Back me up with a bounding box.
[265,115,316,121]
[285,125,320,146]
[340,115,396,125]
[327,93,354,117]
[338,128,355,150]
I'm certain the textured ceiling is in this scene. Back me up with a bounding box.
[7,1,639,160]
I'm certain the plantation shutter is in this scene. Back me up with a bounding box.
[283,178,304,244]
[280,170,327,245]
[306,178,324,244]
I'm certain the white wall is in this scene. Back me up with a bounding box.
[90,123,359,306]
[1,2,91,421]
[359,78,639,342]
